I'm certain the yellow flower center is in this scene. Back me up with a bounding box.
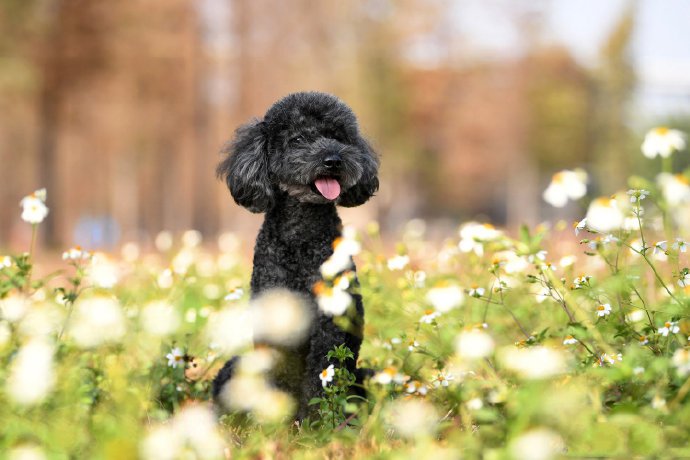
[313,281,328,295]
[321,369,329,378]
[676,174,690,185]
[552,172,566,184]
[654,127,669,135]
[424,309,434,316]
[594,197,613,207]
[664,322,671,328]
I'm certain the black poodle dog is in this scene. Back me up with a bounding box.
[212,92,379,420]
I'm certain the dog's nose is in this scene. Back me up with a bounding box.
[323,154,342,169]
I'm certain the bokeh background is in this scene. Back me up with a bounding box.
[1,0,689,250]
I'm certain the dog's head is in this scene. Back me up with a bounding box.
[217,92,379,213]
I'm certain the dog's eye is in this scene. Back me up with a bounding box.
[290,135,305,145]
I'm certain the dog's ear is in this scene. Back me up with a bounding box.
[339,138,380,208]
[217,119,274,213]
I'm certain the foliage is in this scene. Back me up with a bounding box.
[2,130,690,459]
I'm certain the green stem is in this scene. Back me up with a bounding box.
[630,284,656,332]
[58,302,75,341]
[494,271,530,339]
[661,155,673,174]
[23,224,38,294]
[642,253,682,307]
[631,208,682,307]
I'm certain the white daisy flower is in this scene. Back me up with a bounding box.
[595,303,612,317]
[69,297,127,348]
[412,270,427,288]
[510,428,564,460]
[542,169,588,208]
[154,231,174,252]
[432,371,455,388]
[563,335,578,345]
[678,273,690,288]
[627,189,649,203]
[456,330,495,360]
[204,307,253,355]
[7,445,48,460]
[319,233,360,279]
[141,404,226,459]
[314,283,352,316]
[653,241,668,255]
[1,255,11,268]
[224,288,244,301]
[166,347,185,368]
[6,339,55,405]
[597,353,622,366]
[319,364,335,387]
[458,222,502,256]
[574,217,587,235]
[672,349,690,376]
[495,251,529,274]
[62,246,91,261]
[140,301,181,337]
[251,289,311,346]
[387,399,438,439]
[673,238,688,253]
[572,274,592,289]
[426,283,464,312]
[658,321,680,337]
[419,309,441,324]
[387,254,409,271]
[20,189,49,224]
[87,253,119,288]
[182,230,202,248]
[405,380,427,395]
[586,197,624,233]
[657,173,690,206]
[372,368,398,385]
[501,346,567,379]
[468,286,485,298]
[465,397,483,410]
[641,127,686,158]
[0,295,28,323]
[157,268,174,289]
[559,255,577,267]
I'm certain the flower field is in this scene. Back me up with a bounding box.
[2,128,690,459]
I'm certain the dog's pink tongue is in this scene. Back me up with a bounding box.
[314,178,341,200]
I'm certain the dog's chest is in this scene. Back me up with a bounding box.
[250,212,341,295]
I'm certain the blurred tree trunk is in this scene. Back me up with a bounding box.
[36,0,65,248]
[33,0,109,246]
[593,6,636,192]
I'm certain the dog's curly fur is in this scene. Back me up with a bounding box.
[212,92,379,420]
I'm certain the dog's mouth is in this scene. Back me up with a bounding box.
[312,177,341,201]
